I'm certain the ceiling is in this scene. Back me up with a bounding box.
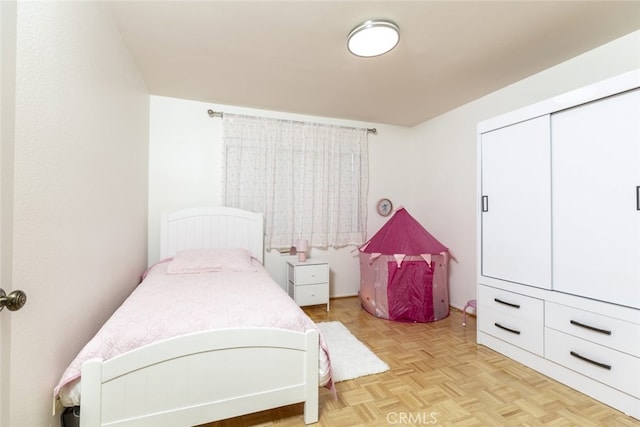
[106,1,640,127]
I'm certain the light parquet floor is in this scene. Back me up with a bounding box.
[203,297,639,426]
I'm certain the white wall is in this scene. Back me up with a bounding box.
[149,31,640,310]
[148,96,409,296]
[8,2,149,426]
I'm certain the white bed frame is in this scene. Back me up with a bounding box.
[160,206,265,263]
[80,207,319,426]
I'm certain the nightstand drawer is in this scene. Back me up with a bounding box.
[289,263,329,285]
[479,285,543,324]
[479,305,544,356]
[294,283,329,307]
[546,301,640,357]
[546,327,640,397]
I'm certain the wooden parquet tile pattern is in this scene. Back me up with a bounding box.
[201,297,639,426]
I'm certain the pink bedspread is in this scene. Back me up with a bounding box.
[54,259,332,406]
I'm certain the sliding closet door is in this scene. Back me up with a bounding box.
[480,115,552,289]
[552,89,640,308]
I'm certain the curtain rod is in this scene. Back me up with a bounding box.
[207,109,377,134]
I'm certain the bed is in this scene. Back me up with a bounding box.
[54,207,331,426]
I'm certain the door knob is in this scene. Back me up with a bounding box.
[0,288,27,312]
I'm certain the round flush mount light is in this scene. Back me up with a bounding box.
[347,20,400,57]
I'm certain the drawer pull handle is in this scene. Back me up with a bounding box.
[570,351,611,370]
[494,298,520,309]
[570,320,612,336]
[494,322,521,335]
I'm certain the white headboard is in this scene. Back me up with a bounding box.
[160,207,265,263]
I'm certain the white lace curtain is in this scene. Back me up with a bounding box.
[223,114,369,250]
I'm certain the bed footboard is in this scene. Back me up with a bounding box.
[80,328,319,427]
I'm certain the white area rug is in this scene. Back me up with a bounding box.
[317,321,390,382]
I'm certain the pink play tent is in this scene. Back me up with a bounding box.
[359,207,449,322]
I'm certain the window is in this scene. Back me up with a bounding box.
[223,114,369,250]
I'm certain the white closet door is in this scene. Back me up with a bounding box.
[552,88,640,308]
[481,115,552,289]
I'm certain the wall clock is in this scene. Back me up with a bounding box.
[376,198,393,217]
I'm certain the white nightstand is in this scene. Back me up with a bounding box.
[286,259,330,311]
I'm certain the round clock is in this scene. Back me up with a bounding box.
[376,198,393,217]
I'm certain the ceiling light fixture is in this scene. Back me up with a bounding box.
[347,19,400,57]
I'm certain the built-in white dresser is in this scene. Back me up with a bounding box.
[477,70,640,419]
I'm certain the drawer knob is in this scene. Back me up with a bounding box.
[570,351,611,370]
[494,322,521,335]
[569,320,612,336]
[494,298,520,309]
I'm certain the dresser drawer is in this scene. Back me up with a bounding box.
[478,285,544,324]
[546,302,640,357]
[294,283,329,307]
[479,305,544,356]
[288,263,329,285]
[545,327,640,398]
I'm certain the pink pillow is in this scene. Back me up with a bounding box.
[166,248,256,274]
